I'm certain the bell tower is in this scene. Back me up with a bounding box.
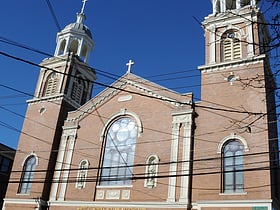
[199,0,273,119]
[4,1,96,209]
[194,0,280,209]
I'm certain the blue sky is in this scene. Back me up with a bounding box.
[0,1,278,149]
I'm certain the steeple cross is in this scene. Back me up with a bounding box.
[81,0,87,13]
[126,59,134,73]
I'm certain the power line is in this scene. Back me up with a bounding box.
[0,36,53,57]
[1,32,279,99]
[5,148,277,175]
[44,0,61,31]
[1,50,269,116]
[0,51,276,158]
[0,1,278,166]
[1,33,278,92]
[4,161,278,185]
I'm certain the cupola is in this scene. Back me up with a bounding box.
[54,1,94,63]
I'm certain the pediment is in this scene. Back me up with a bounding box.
[65,73,193,123]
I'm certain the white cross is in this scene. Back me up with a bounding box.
[81,0,87,13]
[126,59,134,73]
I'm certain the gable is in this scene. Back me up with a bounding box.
[65,73,193,124]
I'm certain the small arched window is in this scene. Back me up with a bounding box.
[58,39,66,55]
[222,140,244,193]
[221,30,241,62]
[76,160,89,189]
[144,155,159,188]
[43,72,58,97]
[100,117,137,186]
[18,155,37,194]
[80,45,88,60]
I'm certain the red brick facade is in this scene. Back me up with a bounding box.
[3,1,280,210]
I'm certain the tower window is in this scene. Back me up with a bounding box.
[58,39,66,55]
[18,155,37,194]
[100,117,137,186]
[71,77,85,104]
[43,72,59,97]
[69,40,79,55]
[214,0,221,13]
[222,140,244,193]
[222,30,241,61]
[80,45,88,60]
[226,0,236,10]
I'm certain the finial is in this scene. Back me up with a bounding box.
[76,0,87,24]
[126,60,134,73]
[80,0,87,14]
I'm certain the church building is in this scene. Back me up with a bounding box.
[3,0,280,210]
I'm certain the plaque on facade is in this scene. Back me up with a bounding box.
[105,190,120,199]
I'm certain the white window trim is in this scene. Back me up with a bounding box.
[18,154,38,194]
[99,109,143,142]
[144,154,159,188]
[75,159,89,189]
[217,133,249,154]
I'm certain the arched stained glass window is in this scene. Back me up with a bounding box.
[100,117,137,186]
[18,155,37,194]
[223,140,244,193]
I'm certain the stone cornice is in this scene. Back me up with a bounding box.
[27,94,64,104]
[27,94,80,109]
[198,54,266,73]
[203,6,259,27]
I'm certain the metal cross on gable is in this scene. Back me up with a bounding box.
[126,59,135,73]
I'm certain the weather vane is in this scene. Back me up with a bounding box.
[81,0,87,14]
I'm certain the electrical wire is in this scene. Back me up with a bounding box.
[44,0,61,31]
[0,2,278,200]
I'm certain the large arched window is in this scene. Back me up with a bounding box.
[18,155,37,194]
[222,140,244,193]
[221,30,241,62]
[100,117,137,186]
